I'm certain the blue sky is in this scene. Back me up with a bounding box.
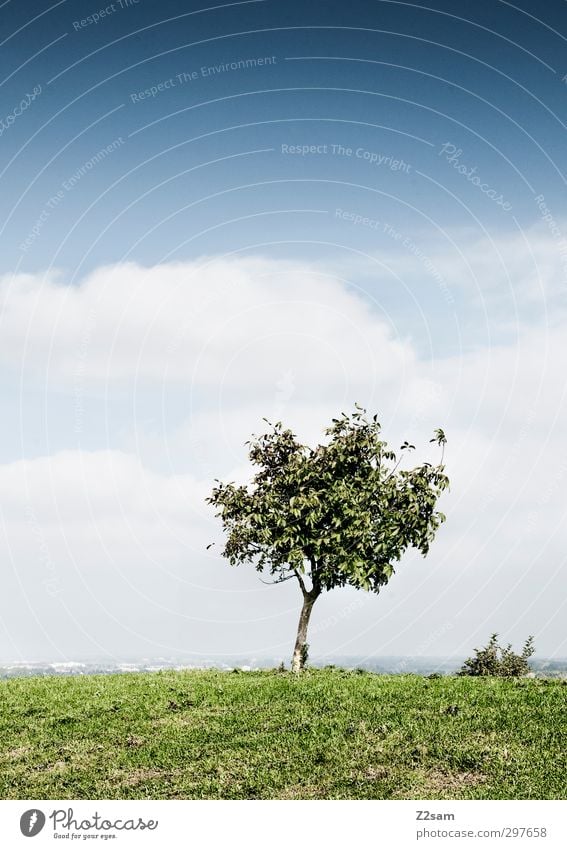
[2,0,566,275]
[1,0,566,663]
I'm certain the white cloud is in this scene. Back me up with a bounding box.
[0,257,413,391]
[1,252,566,661]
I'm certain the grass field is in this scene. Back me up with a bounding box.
[1,669,565,800]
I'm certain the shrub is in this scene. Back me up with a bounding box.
[458,633,535,677]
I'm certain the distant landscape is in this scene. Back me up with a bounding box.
[2,656,567,679]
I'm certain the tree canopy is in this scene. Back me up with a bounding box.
[208,406,449,671]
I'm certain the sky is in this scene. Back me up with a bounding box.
[0,0,566,664]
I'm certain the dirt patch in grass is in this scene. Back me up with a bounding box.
[363,765,390,781]
[276,782,330,799]
[114,767,185,788]
[3,746,30,760]
[37,760,68,774]
[397,767,486,798]
[426,768,484,791]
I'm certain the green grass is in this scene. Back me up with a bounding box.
[1,669,565,799]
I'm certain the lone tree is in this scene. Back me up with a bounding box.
[208,406,449,672]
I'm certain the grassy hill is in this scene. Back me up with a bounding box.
[1,669,565,799]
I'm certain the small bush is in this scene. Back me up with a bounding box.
[458,633,535,677]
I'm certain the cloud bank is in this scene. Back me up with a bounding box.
[1,249,566,662]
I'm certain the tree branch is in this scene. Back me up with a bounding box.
[307,558,322,597]
[293,568,308,596]
[259,573,296,586]
[383,453,404,483]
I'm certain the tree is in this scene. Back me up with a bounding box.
[207,406,449,672]
[458,634,535,677]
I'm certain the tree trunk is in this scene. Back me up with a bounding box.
[291,591,319,673]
